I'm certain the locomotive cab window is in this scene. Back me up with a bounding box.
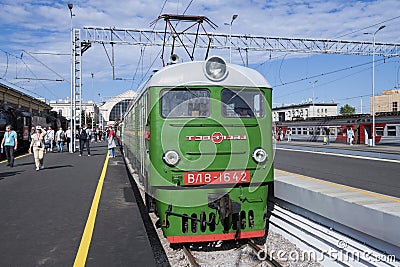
[161,89,210,118]
[222,89,264,118]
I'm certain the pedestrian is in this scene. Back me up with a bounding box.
[287,128,292,142]
[1,125,18,167]
[107,125,116,158]
[29,126,46,171]
[46,126,55,152]
[104,128,109,142]
[29,126,36,142]
[98,129,102,143]
[278,127,284,141]
[347,127,354,145]
[95,128,100,142]
[325,127,330,145]
[78,125,91,156]
[55,127,66,152]
[65,126,71,151]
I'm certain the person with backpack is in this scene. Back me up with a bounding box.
[55,127,66,152]
[78,125,91,156]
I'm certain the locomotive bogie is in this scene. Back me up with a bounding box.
[155,185,269,243]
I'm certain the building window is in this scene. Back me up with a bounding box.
[376,127,384,136]
[325,109,328,113]
[387,126,397,136]
[58,109,63,116]
[392,102,398,112]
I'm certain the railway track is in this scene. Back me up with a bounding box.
[268,201,399,267]
[180,239,282,267]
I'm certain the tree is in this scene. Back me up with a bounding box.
[340,104,356,115]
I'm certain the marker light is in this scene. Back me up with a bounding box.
[252,148,267,164]
[204,56,228,81]
[163,150,180,166]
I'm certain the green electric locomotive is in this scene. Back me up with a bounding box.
[123,56,273,243]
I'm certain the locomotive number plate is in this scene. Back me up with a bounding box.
[184,170,250,185]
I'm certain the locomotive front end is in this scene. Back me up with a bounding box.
[146,56,274,243]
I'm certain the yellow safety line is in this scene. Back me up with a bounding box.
[73,154,110,267]
[0,153,30,164]
[275,169,400,203]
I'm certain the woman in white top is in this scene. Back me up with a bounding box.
[29,126,46,171]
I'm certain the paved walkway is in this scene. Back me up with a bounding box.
[0,143,157,266]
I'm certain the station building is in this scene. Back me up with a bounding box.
[49,99,100,127]
[98,90,137,125]
[0,82,51,114]
[272,103,338,122]
[371,89,400,114]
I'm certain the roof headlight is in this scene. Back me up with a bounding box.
[204,56,228,81]
[252,148,267,164]
[163,150,180,166]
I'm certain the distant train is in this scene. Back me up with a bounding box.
[0,103,67,154]
[122,56,273,243]
[274,113,400,145]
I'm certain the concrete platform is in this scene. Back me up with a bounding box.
[273,169,400,258]
[276,141,400,155]
[0,143,157,266]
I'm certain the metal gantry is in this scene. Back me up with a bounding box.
[82,27,400,57]
[74,29,82,131]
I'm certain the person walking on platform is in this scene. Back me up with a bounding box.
[278,127,284,141]
[46,126,55,152]
[29,126,46,171]
[55,127,66,152]
[287,129,292,142]
[107,125,116,158]
[347,127,354,145]
[325,127,330,145]
[78,125,91,156]
[29,126,35,142]
[65,126,71,152]
[1,125,18,167]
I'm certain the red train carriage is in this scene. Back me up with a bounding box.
[274,113,400,145]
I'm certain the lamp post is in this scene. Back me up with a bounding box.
[310,80,318,117]
[91,111,94,130]
[366,25,385,146]
[68,3,74,153]
[91,73,94,129]
[224,14,238,63]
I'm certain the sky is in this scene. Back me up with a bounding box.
[1,0,400,113]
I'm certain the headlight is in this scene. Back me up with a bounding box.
[163,150,180,166]
[252,148,267,164]
[204,56,228,81]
